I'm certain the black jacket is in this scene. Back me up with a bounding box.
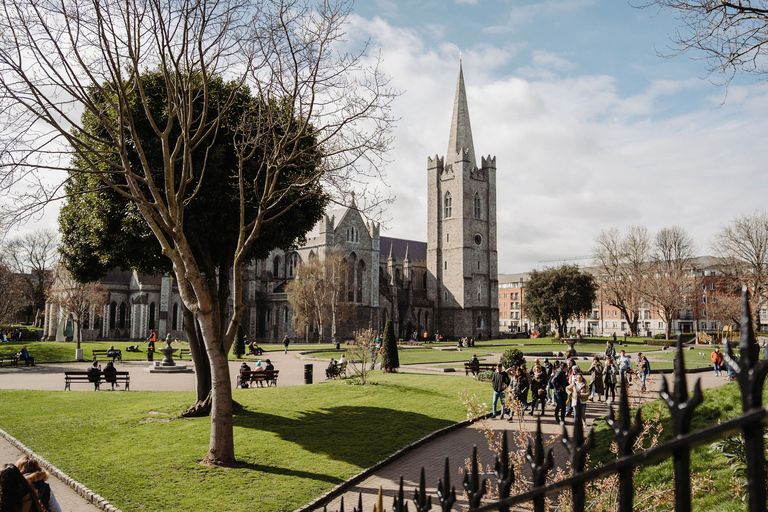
[492,370,510,393]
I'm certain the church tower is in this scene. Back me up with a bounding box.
[427,62,499,338]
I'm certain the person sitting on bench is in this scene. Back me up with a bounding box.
[16,345,35,366]
[103,361,120,390]
[326,358,337,379]
[106,345,119,361]
[469,354,479,365]
[87,361,101,390]
[248,340,263,356]
[239,362,251,388]
[264,359,274,371]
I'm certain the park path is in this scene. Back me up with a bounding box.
[320,367,729,512]
[0,346,728,512]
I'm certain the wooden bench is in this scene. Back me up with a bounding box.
[464,362,497,376]
[327,361,348,379]
[64,371,130,390]
[178,348,191,360]
[0,353,18,367]
[236,370,279,388]
[92,349,122,362]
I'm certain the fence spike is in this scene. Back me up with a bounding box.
[436,457,456,512]
[393,476,408,512]
[527,419,554,512]
[357,493,363,512]
[413,467,431,512]
[606,371,642,512]
[339,495,344,512]
[493,430,515,512]
[463,445,487,510]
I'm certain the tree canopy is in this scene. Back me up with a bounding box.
[524,265,596,338]
[0,0,396,467]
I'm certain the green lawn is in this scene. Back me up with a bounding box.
[589,381,768,510]
[0,373,487,512]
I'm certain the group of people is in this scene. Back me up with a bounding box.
[325,355,348,379]
[238,359,275,388]
[1,329,23,342]
[87,360,121,390]
[0,456,62,512]
[490,345,652,427]
[13,346,35,367]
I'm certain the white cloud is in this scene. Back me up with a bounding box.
[342,14,768,273]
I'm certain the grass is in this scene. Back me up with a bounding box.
[0,373,487,512]
[589,381,768,510]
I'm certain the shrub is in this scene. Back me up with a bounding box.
[500,348,525,369]
[653,334,666,339]
[232,329,245,359]
[476,370,493,382]
[381,320,399,372]
[645,338,671,347]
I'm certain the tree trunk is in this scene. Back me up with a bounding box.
[181,303,213,417]
[203,341,236,466]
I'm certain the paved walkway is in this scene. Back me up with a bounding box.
[0,348,729,512]
[322,368,729,512]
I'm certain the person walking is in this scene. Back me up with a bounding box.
[491,363,510,419]
[16,456,63,512]
[283,335,290,354]
[605,340,616,362]
[604,359,617,403]
[529,364,548,416]
[588,357,604,401]
[711,347,724,377]
[637,352,651,392]
[549,361,569,424]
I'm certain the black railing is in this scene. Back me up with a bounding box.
[319,290,768,512]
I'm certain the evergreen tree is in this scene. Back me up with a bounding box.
[233,327,245,359]
[381,319,399,372]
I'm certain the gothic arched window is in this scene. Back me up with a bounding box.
[119,302,127,329]
[149,302,156,329]
[172,303,178,330]
[444,192,452,218]
[473,193,481,219]
[273,255,281,277]
[288,253,298,277]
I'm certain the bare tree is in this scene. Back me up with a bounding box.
[642,0,768,84]
[593,226,651,336]
[0,0,395,466]
[644,226,696,340]
[47,264,108,354]
[286,250,352,343]
[0,256,21,323]
[6,229,58,326]
[711,211,768,333]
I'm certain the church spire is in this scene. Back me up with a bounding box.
[446,61,476,167]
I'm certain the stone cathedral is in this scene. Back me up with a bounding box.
[43,64,499,343]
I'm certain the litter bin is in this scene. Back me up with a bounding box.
[304,363,313,385]
[147,349,154,362]
[335,342,340,350]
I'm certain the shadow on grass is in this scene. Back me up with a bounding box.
[234,406,453,468]
[237,461,345,485]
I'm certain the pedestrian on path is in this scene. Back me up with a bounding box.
[283,335,290,354]
[711,347,724,376]
[549,361,568,424]
[0,463,44,512]
[491,363,510,419]
[636,353,650,392]
[16,456,63,512]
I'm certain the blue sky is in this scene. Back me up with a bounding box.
[344,0,768,272]
[7,0,768,275]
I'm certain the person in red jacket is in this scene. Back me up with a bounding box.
[711,347,724,377]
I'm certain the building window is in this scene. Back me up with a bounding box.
[109,302,116,329]
[443,291,448,301]
[710,282,715,291]
[288,253,298,277]
[473,193,481,219]
[476,316,483,329]
[273,256,280,277]
[172,303,178,330]
[119,302,127,329]
[446,233,450,243]
[444,261,447,270]
[444,192,452,218]
[477,283,482,301]
[149,302,156,330]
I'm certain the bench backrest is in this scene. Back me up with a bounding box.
[65,371,129,377]
[241,370,278,379]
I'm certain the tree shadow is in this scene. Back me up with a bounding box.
[234,406,454,468]
[237,461,345,485]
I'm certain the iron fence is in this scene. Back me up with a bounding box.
[322,291,768,512]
